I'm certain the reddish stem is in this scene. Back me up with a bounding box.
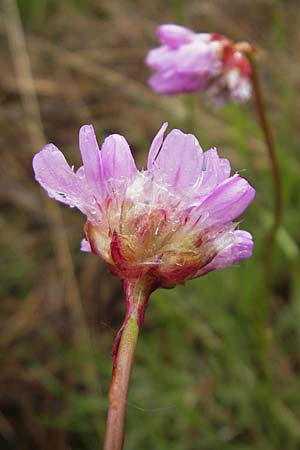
[103,279,152,450]
[249,55,282,235]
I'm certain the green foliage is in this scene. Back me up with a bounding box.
[15,0,86,25]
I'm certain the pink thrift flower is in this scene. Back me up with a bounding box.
[33,123,255,292]
[146,24,252,104]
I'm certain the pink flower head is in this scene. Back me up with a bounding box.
[33,123,255,293]
[146,24,252,104]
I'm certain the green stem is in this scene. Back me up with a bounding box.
[249,55,282,238]
[103,280,152,450]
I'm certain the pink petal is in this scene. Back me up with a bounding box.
[146,42,218,75]
[150,129,204,190]
[196,174,255,226]
[80,238,91,252]
[79,125,102,197]
[145,46,178,70]
[175,42,219,74]
[195,148,231,196]
[147,122,168,170]
[101,134,137,180]
[32,143,89,210]
[218,156,231,181]
[148,71,202,95]
[157,24,193,48]
[195,230,253,276]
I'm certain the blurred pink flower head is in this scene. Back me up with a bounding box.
[33,123,255,292]
[146,24,252,104]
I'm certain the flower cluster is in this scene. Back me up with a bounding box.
[33,123,255,292]
[146,24,252,104]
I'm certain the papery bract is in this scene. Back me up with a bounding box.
[33,123,255,294]
[145,24,252,104]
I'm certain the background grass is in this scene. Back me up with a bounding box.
[0,0,300,449]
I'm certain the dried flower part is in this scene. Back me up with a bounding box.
[146,24,253,104]
[33,123,255,292]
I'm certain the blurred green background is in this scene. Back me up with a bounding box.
[0,0,300,449]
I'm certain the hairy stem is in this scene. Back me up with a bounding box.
[249,55,282,237]
[103,280,151,450]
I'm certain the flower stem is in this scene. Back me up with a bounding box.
[103,280,151,450]
[247,55,279,380]
[249,55,282,237]
[103,315,139,450]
